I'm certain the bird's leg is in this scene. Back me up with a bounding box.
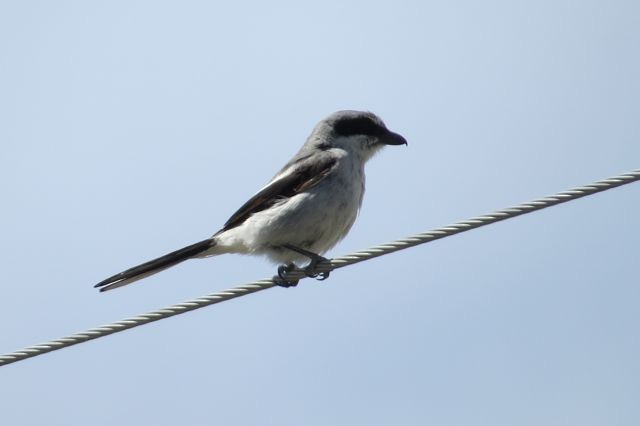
[282,244,331,281]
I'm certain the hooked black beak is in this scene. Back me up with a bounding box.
[382,130,408,146]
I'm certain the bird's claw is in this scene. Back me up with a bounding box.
[274,263,299,288]
[281,244,331,283]
[303,268,330,281]
[302,252,330,282]
[274,245,332,287]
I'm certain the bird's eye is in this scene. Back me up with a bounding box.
[334,116,387,137]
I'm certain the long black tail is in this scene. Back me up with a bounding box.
[94,239,215,292]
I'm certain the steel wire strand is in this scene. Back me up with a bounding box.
[0,169,638,367]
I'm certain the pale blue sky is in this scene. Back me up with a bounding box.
[1,1,639,425]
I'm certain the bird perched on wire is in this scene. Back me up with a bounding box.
[95,110,407,292]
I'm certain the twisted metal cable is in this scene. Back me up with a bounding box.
[1,169,638,367]
[321,169,640,273]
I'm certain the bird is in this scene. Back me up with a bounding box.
[95,110,407,292]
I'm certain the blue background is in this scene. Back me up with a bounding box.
[1,1,639,425]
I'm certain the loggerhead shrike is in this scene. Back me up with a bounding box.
[95,110,407,292]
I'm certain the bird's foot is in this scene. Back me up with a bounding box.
[273,263,299,288]
[302,257,330,281]
[283,244,331,281]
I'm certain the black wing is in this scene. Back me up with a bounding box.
[216,153,337,234]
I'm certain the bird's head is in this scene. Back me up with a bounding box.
[309,110,407,161]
